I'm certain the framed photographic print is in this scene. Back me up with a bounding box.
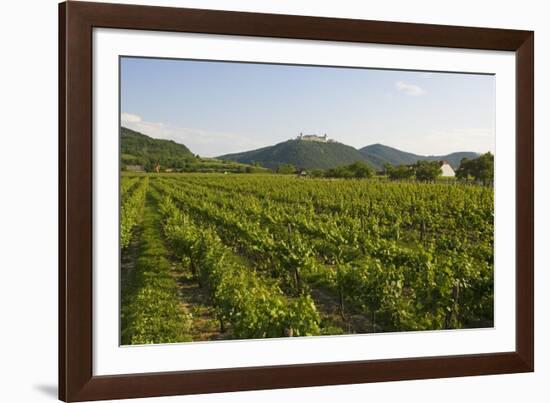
[59,1,534,401]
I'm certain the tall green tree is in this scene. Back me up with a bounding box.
[325,161,374,179]
[385,163,415,180]
[456,152,494,185]
[347,161,374,178]
[277,163,296,174]
[414,160,442,181]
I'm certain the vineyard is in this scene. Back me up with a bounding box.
[120,173,494,344]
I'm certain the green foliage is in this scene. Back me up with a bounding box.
[158,194,321,338]
[120,173,493,340]
[144,173,493,333]
[121,127,196,170]
[325,161,374,179]
[413,160,442,182]
[325,166,354,179]
[120,176,148,249]
[384,163,415,180]
[277,163,296,174]
[360,143,478,171]
[179,158,270,174]
[308,169,326,178]
[456,152,494,185]
[121,127,267,173]
[220,140,478,172]
[348,161,374,178]
[120,176,140,198]
[218,139,368,170]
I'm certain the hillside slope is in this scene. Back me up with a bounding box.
[218,139,368,170]
[359,143,478,170]
[424,152,480,169]
[121,126,195,169]
[121,127,269,173]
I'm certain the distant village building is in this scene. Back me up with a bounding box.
[296,132,329,143]
[439,161,455,177]
[125,165,145,172]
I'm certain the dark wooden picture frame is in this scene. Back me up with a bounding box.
[59,1,534,401]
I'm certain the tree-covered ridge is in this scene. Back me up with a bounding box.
[121,126,482,175]
[121,127,269,173]
[121,127,196,170]
[219,139,479,172]
[360,143,479,170]
[218,139,368,170]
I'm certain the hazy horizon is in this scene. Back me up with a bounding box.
[121,57,495,158]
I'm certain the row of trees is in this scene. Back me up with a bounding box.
[384,152,494,184]
[256,153,494,185]
[384,160,442,181]
[277,162,375,178]
[325,162,374,178]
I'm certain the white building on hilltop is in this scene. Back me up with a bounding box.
[439,161,455,177]
[297,132,329,142]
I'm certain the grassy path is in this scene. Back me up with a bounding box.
[120,186,193,345]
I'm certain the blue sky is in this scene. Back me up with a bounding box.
[121,57,495,157]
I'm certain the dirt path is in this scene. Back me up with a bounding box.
[120,226,143,291]
[120,214,143,307]
[167,260,229,341]
[309,284,376,335]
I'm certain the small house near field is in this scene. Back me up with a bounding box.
[439,161,455,177]
[125,165,145,172]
